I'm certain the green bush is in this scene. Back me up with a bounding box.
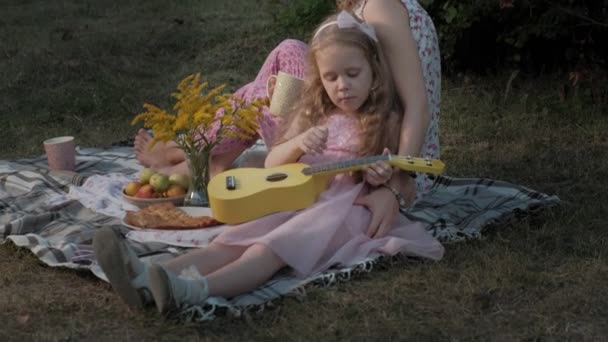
[421,0,608,74]
[267,0,336,41]
[269,0,607,75]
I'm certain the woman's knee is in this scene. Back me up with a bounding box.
[275,39,307,52]
[273,39,308,78]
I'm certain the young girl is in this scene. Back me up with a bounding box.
[94,11,444,314]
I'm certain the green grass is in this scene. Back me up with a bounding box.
[1,0,608,340]
[0,0,281,159]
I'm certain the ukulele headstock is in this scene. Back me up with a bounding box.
[387,155,445,175]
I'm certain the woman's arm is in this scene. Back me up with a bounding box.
[363,0,431,191]
[353,0,430,238]
[364,0,431,156]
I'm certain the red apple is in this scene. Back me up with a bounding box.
[135,184,155,198]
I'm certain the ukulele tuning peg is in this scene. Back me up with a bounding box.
[424,156,432,166]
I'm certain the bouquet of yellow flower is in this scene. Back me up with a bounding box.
[132,73,264,206]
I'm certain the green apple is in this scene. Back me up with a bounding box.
[169,173,190,189]
[139,168,156,184]
[149,173,170,192]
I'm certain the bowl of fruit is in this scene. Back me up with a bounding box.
[122,168,190,208]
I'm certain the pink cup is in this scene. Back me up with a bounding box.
[43,136,76,171]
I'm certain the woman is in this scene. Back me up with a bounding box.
[134,0,441,239]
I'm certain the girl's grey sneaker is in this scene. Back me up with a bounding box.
[148,264,209,314]
[93,226,152,309]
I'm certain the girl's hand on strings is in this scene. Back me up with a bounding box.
[298,126,328,155]
[363,148,393,186]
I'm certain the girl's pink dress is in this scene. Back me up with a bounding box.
[212,113,444,278]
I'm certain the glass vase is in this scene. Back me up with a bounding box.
[183,150,211,207]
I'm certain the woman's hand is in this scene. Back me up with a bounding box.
[363,148,393,186]
[354,187,400,238]
[355,175,417,238]
[297,126,328,155]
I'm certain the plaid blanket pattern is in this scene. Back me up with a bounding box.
[0,146,560,321]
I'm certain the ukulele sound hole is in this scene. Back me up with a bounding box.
[266,173,288,182]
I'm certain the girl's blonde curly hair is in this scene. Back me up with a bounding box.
[274,11,402,160]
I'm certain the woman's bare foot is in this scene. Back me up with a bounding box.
[134,129,184,168]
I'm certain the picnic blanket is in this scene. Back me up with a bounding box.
[0,146,560,321]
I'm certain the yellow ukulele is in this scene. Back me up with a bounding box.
[208,155,445,224]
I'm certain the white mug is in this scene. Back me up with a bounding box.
[266,71,304,117]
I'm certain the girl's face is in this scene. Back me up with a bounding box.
[315,44,373,114]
